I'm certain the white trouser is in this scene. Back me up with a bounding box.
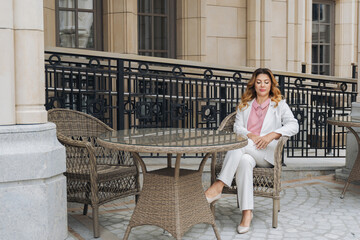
[217,139,272,211]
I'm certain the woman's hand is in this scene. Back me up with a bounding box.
[252,132,281,149]
[247,133,260,142]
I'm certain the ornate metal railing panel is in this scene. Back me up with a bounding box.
[45,48,357,158]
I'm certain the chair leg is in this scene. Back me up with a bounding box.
[92,204,100,238]
[272,199,279,228]
[210,203,215,216]
[84,182,90,215]
[83,204,88,215]
[236,193,240,208]
[277,199,280,212]
[123,225,132,240]
[212,224,222,240]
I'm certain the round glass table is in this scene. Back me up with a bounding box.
[327,116,360,198]
[98,128,248,240]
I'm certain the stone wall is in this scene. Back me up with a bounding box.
[42,0,360,78]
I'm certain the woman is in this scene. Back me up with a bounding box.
[205,68,299,234]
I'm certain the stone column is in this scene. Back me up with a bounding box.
[0,1,15,125]
[14,0,47,124]
[260,0,272,68]
[304,0,312,74]
[247,0,261,67]
[247,0,271,68]
[43,0,56,47]
[177,0,206,61]
[287,0,305,73]
[0,0,67,239]
[334,0,357,78]
[103,0,138,54]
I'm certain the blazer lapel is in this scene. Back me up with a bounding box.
[260,100,276,135]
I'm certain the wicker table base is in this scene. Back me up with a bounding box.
[123,162,220,240]
[97,128,248,239]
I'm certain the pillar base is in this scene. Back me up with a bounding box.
[0,123,67,240]
[335,168,351,181]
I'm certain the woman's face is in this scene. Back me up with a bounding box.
[254,73,271,98]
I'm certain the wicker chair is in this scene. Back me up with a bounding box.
[211,112,289,228]
[48,109,140,238]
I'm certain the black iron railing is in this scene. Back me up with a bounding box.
[45,47,357,158]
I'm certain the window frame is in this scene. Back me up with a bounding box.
[311,0,335,76]
[138,0,176,58]
[55,0,103,50]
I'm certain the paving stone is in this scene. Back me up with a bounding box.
[66,175,360,240]
[222,236,237,240]
[324,233,341,239]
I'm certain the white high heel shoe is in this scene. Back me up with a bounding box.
[206,193,222,204]
[237,211,253,234]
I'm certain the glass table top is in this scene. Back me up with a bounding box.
[327,116,360,126]
[99,128,247,148]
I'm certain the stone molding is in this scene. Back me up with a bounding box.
[0,122,65,182]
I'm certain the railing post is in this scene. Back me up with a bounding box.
[220,77,226,122]
[278,76,285,96]
[327,109,333,154]
[351,63,357,102]
[117,59,125,130]
[352,84,357,103]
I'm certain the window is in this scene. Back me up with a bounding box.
[56,0,102,50]
[138,0,176,58]
[311,1,334,75]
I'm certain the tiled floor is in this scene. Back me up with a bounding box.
[66,174,360,240]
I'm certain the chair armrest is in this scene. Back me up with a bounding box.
[57,132,88,148]
[56,132,98,176]
[218,112,237,132]
[273,136,289,169]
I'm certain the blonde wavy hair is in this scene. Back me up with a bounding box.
[238,68,282,111]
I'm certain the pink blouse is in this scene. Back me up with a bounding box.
[247,98,270,136]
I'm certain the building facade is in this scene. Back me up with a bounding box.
[44,0,358,77]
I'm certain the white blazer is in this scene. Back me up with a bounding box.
[233,99,299,165]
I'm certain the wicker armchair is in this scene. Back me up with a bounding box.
[211,112,289,228]
[48,109,140,238]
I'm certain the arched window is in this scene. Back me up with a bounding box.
[138,0,176,58]
[56,0,102,50]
